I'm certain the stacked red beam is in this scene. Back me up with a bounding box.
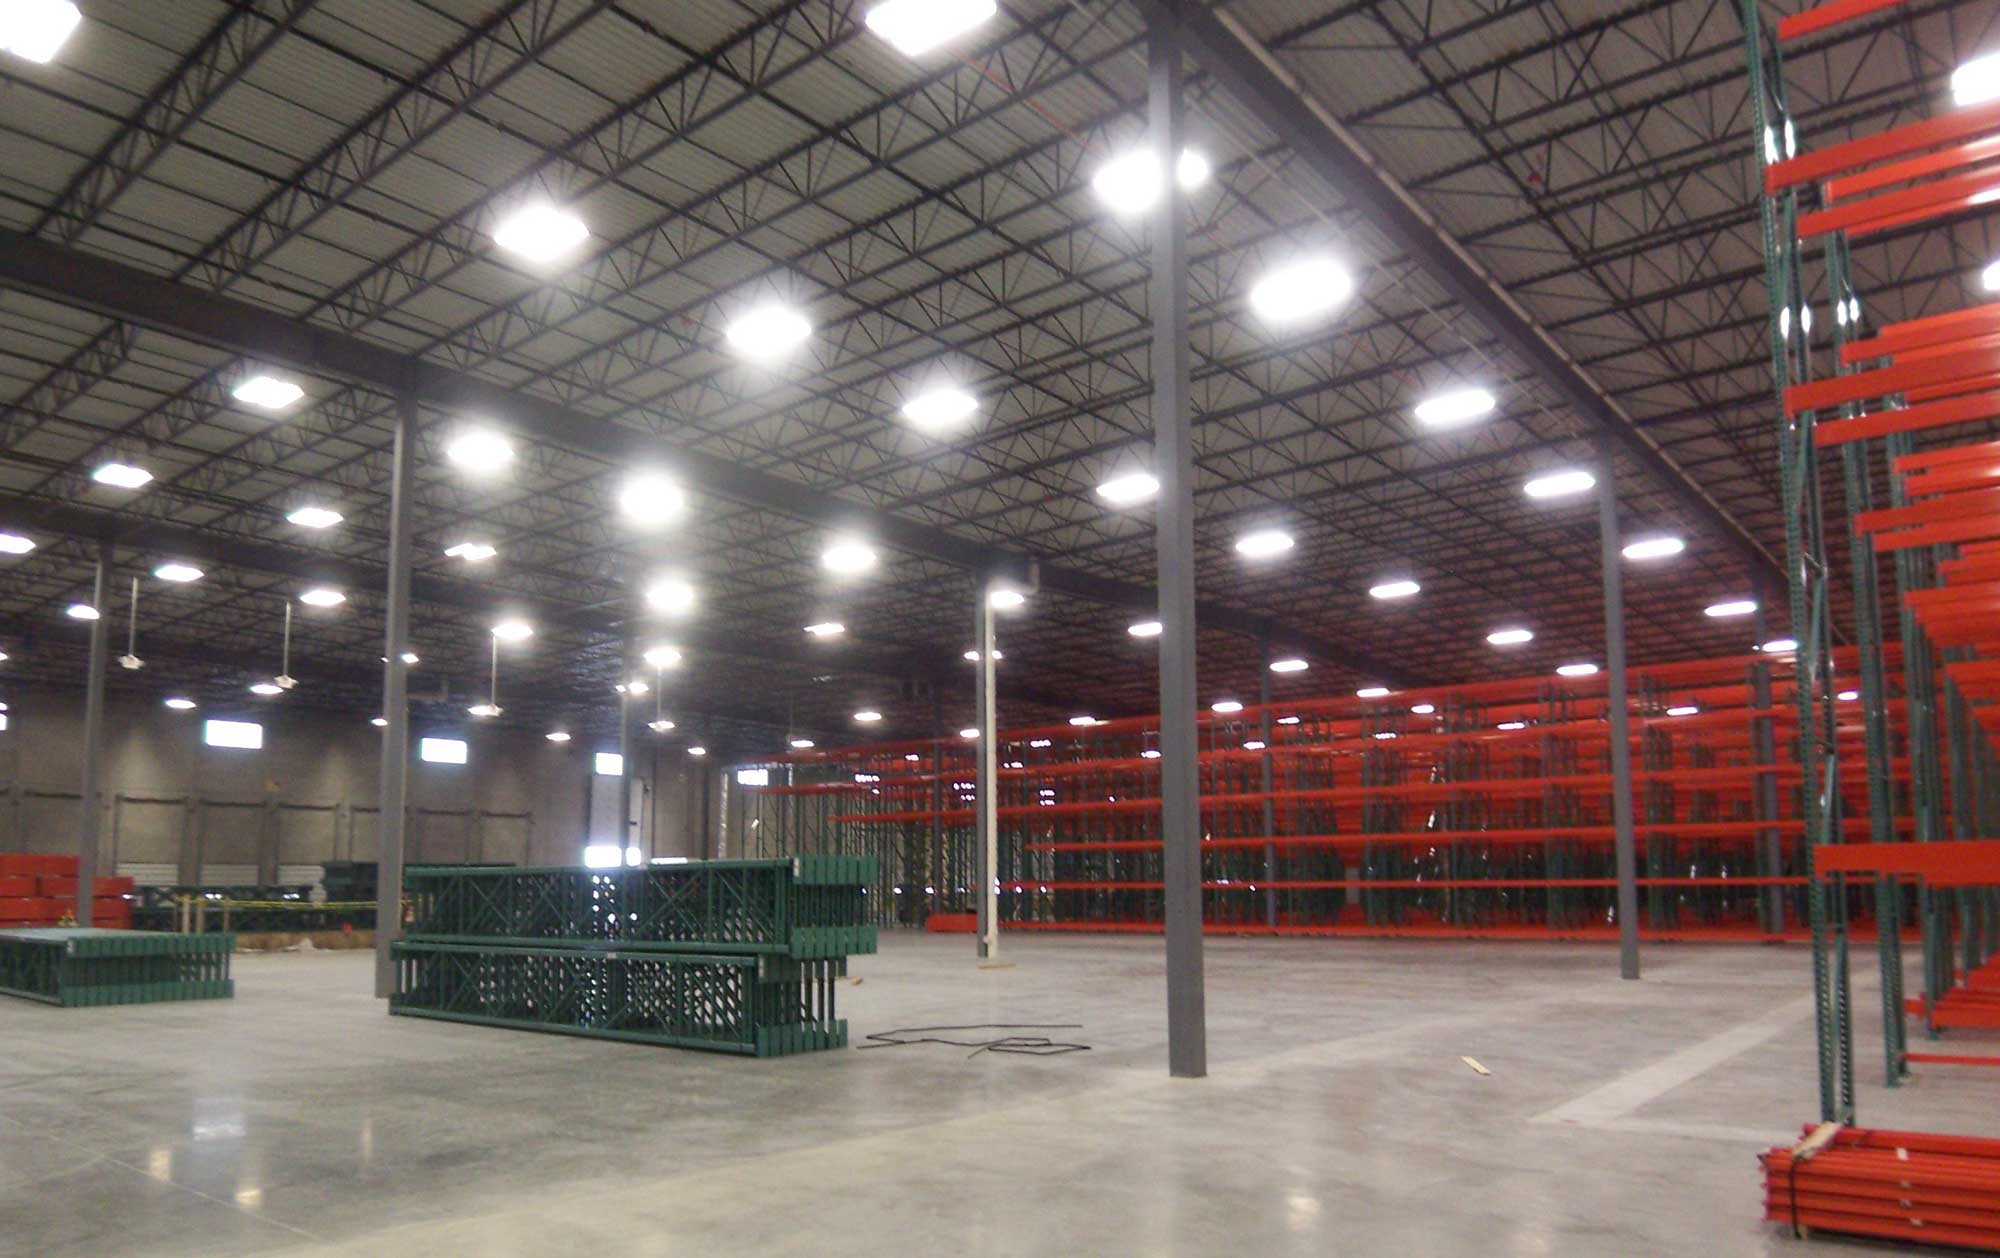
[0,854,133,928]
[1762,1125,2000,1250]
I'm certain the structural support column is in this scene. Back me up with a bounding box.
[619,631,634,861]
[374,392,416,998]
[76,540,110,928]
[1151,21,1206,1076]
[1750,582,1784,936]
[972,579,999,959]
[1596,446,1640,980]
[930,688,945,920]
[1258,637,1278,931]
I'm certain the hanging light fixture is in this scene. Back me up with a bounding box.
[117,577,143,671]
[647,660,674,733]
[273,600,298,689]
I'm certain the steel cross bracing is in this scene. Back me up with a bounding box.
[0,0,1993,746]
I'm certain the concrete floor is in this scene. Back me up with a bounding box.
[2,935,1995,1257]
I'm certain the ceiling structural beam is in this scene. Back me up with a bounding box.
[0,228,1428,688]
[1129,0,1785,589]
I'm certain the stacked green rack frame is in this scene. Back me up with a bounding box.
[390,858,875,1056]
[0,928,235,1007]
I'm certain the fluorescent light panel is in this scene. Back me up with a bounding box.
[1487,627,1533,646]
[1412,387,1495,428]
[1355,686,1389,699]
[1235,529,1293,558]
[1128,620,1163,638]
[1556,663,1599,677]
[1523,469,1595,499]
[1369,579,1420,600]
[1622,535,1685,561]
[1705,599,1757,618]
[1269,658,1308,673]
[203,719,262,750]
[1096,470,1159,505]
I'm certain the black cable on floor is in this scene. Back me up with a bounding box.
[857,1023,1090,1058]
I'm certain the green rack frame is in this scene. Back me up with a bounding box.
[401,857,877,960]
[389,939,847,1057]
[0,928,235,1007]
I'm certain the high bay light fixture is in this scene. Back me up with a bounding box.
[232,375,304,411]
[643,576,696,615]
[1524,469,1595,499]
[447,430,513,472]
[287,506,342,530]
[1369,578,1420,600]
[1128,620,1163,638]
[863,0,995,56]
[1,0,81,63]
[1090,146,1211,216]
[1487,627,1534,646]
[822,538,877,575]
[1249,256,1354,325]
[620,472,686,527]
[92,462,151,489]
[492,203,589,262]
[1096,470,1159,505]
[901,386,977,432]
[1235,529,1294,559]
[1412,387,1496,429]
[725,302,812,360]
[1622,535,1685,561]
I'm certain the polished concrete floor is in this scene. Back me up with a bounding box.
[2,934,1995,1257]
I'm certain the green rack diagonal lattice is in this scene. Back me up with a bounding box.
[388,941,847,1057]
[401,857,877,959]
[0,928,235,1007]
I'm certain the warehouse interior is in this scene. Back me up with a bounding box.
[4,0,2000,1254]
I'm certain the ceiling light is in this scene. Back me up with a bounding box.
[804,621,845,637]
[1412,387,1496,429]
[92,462,152,489]
[491,203,589,262]
[619,473,686,528]
[1622,535,1685,561]
[153,563,203,583]
[468,703,501,718]
[822,539,877,575]
[163,697,196,711]
[1141,748,1162,759]
[491,620,533,641]
[444,541,496,562]
[1128,620,1163,638]
[725,303,812,360]
[1666,705,1700,717]
[642,645,682,669]
[1096,470,1159,505]
[853,710,882,723]
[0,533,34,555]
[250,682,283,696]
[1276,716,1301,725]
[66,603,98,620]
[1249,256,1355,325]
[687,746,707,757]
[400,651,419,665]
[1356,686,1390,699]
[1837,690,1860,702]
[624,679,650,697]
[1243,739,1267,751]
[1983,259,2000,292]
[1235,529,1294,559]
[643,577,696,615]
[287,506,343,529]
[1487,627,1533,646]
[1524,469,1596,499]
[1497,721,1527,731]
[1067,715,1097,727]
[546,731,571,743]
[790,737,816,750]
[1705,599,1757,618]
[648,718,675,734]
[371,716,388,727]
[1089,146,1211,216]
[902,387,977,431]
[1410,703,1436,715]
[963,649,1003,662]
[1760,637,1799,653]
[959,727,981,739]
[1557,663,1599,677]
[1951,52,2000,108]
[1270,658,1308,673]
[863,0,995,56]
[232,375,304,411]
[1212,700,1243,714]
[2,0,81,63]
[987,587,1025,610]
[299,588,344,607]
[446,430,513,472]
[1369,579,1419,600]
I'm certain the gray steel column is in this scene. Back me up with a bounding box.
[1259,637,1277,931]
[1751,583,1783,935]
[76,540,110,927]
[1596,446,1640,980]
[373,391,415,998]
[930,688,945,919]
[973,579,999,958]
[1151,21,1206,1076]
[619,631,634,861]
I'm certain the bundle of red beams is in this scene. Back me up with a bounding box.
[0,854,133,927]
[1762,1125,2000,1250]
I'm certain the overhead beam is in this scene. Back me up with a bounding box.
[0,227,1429,688]
[1130,0,1784,588]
